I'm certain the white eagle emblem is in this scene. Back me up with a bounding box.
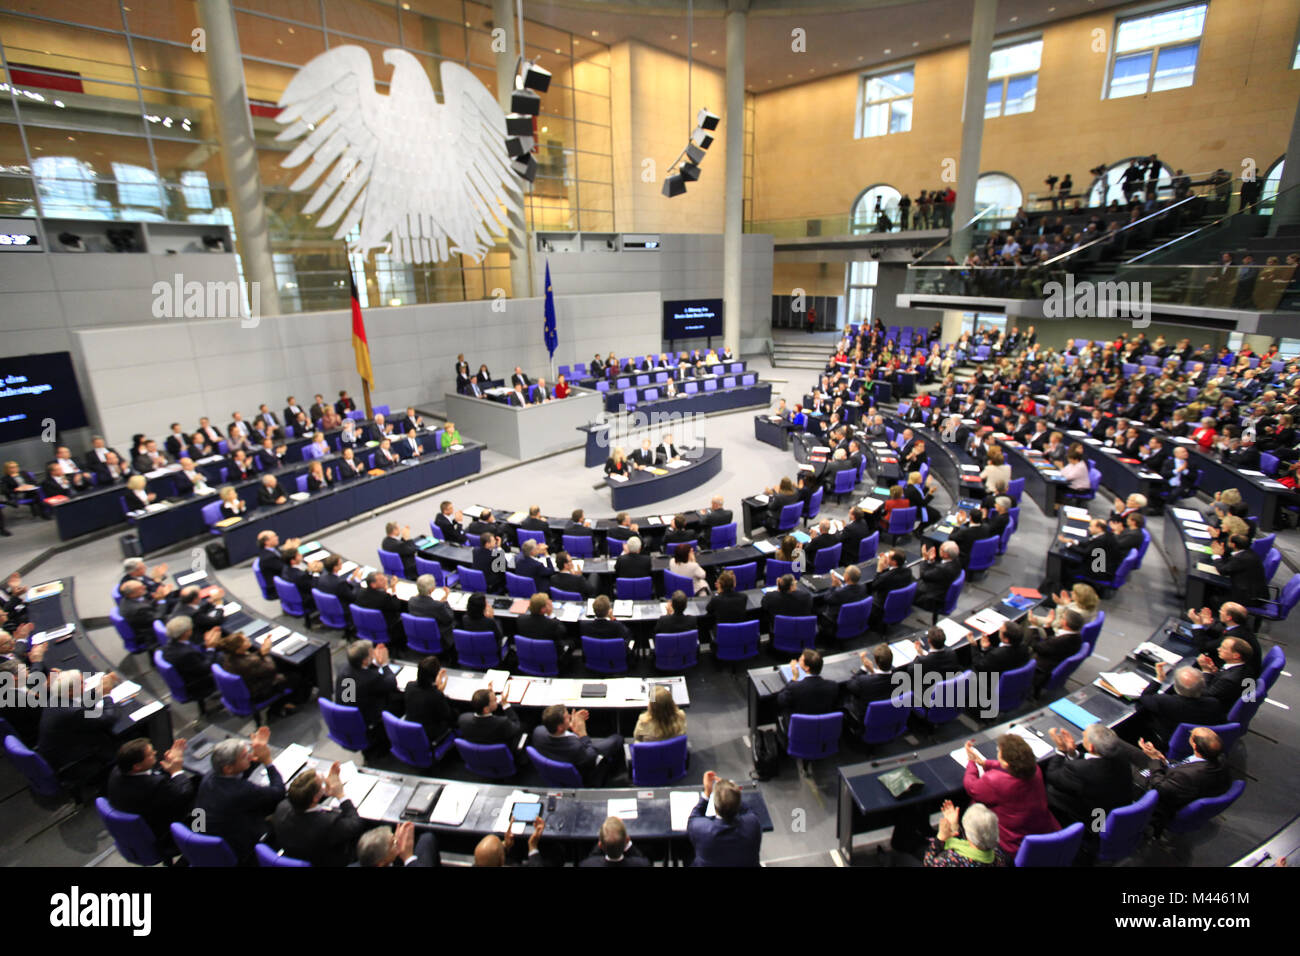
[275,46,522,264]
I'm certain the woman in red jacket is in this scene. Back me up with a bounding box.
[1191,416,1218,449]
[553,374,570,399]
[876,485,911,531]
[962,733,1060,856]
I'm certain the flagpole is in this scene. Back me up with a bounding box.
[361,379,373,420]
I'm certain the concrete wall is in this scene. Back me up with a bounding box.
[751,0,1300,223]
[68,290,663,453]
[533,233,774,354]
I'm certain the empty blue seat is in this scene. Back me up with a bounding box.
[256,843,311,867]
[1166,779,1246,835]
[880,582,918,629]
[833,597,872,641]
[861,694,911,745]
[319,699,369,752]
[771,615,817,655]
[1097,790,1159,863]
[515,635,560,676]
[653,631,699,670]
[349,605,390,645]
[5,734,62,797]
[526,745,584,786]
[1015,822,1084,866]
[377,548,407,579]
[615,576,652,600]
[383,711,455,768]
[212,662,288,722]
[170,823,237,867]
[313,589,349,630]
[786,712,843,760]
[994,659,1036,715]
[709,522,737,549]
[454,739,516,779]
[400,613,443,655]
[562,534,594,558]
[505,571,536,599]
[629,734,689,785]
[581,635,630,674]
[95,797,164,866]
[454,628,503,669]
[724,562,757,590]
[715,620,760,663]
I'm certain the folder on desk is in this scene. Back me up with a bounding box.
[214,517,242,527]
[1048,698,1101,730]
[430,783,478,825]
[176,570,206,587]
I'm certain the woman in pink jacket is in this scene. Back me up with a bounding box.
[962,733,1060,856]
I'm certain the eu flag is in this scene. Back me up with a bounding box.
[543,260,558,358]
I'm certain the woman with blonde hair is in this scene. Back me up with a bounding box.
[980,445,1011,496]
[633,685,687,742]
[605,444,631,477]
[124,473,154,510]
[1031,582,1099,630]
[218,484,246,520]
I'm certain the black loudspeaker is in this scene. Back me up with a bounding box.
[696,108,719,131]
[679,162,701,182]
[506,114,534,136]
[662,175,686,198]
[512,154,538,182]
[691,128,713,150]
[521,61,552,93]
[511,89,541,115]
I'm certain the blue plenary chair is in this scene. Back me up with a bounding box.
[1007,477,1025,505]
[170,823,237,867]
[549,587,582,603]
[383,711,455,768]
[1247,575,1300,628]
[880,582,918,629]
[1097,790,1159,863]
[1166,780,1246,835]
[1080,609,1106,648]
[709,522,738,549]
[95,798,164,866]
[515,636,560,677]
[771,615,817,655]
[615,576,653,600]
[153,649,209,714]
[833,597,872,641]
[252,558,276,600]
[400,613,443,655]
[516,528,546,549]
[966,536,998,577]
[724,562,757,590]
[1015,822,1085,866]
[109,608,151,654]
[856,531,880,563]
[832,466,858,502]
[455,740,517,779]
[932,569,966,624]
[414,555,455,587]
[803,487,824,524]
[562,534,595,558]
[765,558,795,587]
[715,621,760,664]
[274,577,312,626]
[786,712,843,761]
[319,699,370,752]
[581,635,630,674]
[994,660,1037,716]
[1168,722,1243,762]
[653,631,699,670]
[349,605,391,645]
[378,549,407,580]
[812,543,842,574]
[256,844,311,867]
[774,501,803,534]
[663,569,696,597]
[457,567,489,592]
[884,506,917,544]
[526,746,584,787]
[5,735,62,798]
[212,663,288,724]
[454,629,503,669]
[1042,643,1090,696]
[505,572,536,599]
[313,589,349,630]
[861,694,912,746]
[606,537,625,557]
[629,735,689,785]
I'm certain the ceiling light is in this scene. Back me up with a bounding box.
[883,48,891,54]
[671,33,678,39]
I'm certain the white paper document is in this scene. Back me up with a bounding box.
[357,780,403,819]
[608,797,639,820]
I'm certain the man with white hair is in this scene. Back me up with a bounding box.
[613,535,652,578]
[193,727,284,864]
[357,821,441,867]
[578,816,649,867]
[1134,664,1225,748]
[36,669,123,788]
[1042,723,1134,826]
[698,494,733,544]
[257,472,287,507]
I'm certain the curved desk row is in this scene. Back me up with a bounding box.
[132,442,482,559]
[605,446,723,511]
[834,619,1193,858]
[20,577,173,754]
[181,725,773,860]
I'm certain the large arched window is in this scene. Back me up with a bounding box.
[1087,157,1174,208]
[1261,156,1285,209]
[974,172,1022,224]
[850,184,901,233]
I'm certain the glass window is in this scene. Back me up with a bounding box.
[1262,158,1284,206]
[858,68,913,138]
[111,162,165,211]
[1227,332,1244,352]
[851,185,901,232]
[1088,159,1174,207]
[961,313,1007,336]
[1278,338,1300,359]
[974,173,1023,222]
[846,260,878,324]
[1108,3,1206,98]
[1294,40,1300,69]
[987,39,1041,117]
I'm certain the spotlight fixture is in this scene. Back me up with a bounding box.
[685,143,705,164]
[505,135,534,158]
[506,114,534,137]
[506,57,550,184]
[660,104,720,199]
[679,161,701,182]
[696,108,719,131]
[511,88,540,115]
[691,127,714,150]
[511,154,538,183]
[662,175,687,198]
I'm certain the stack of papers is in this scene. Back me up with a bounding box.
[965,608,1009,634]
[1062,505,1090,520]
[608,797,638,821]
[357,780,402,819]
[176,570,207,587]
[753,494,770,505]
[430,782,477,825]
[936,618,972,644]
[1170,507,1202,520]
[1135,642,1183,666]
[669,790,705,831]
[271,742,313,781]
[1008,726,1054,759]
[889,639,919,665]
[1097,671,1152,698]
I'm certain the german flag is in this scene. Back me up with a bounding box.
[349,273,373,387]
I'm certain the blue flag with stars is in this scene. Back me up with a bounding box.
[543,261,558,358]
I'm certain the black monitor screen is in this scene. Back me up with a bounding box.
[0,352,90,444]
[663,298,723,340]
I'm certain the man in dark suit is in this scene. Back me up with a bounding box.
[697,495,733,545]
[869,549,915,626]
[910,626,962,680]
[170,584,226,636]
[335,640,400,748]
[613,536,652,579]
[1041,724,1134,827]
[465,508,504,542]
[843,644,897,729]
[654,590,699,649]
[106,738,197,852]
[193,729,285,864]
[550,551,593,599]
[578,817,650,867]
[36,671,122,788]
[1210,535,1268,606]
[257,474,287,508]
[515,592,571,663]
[579,596,634,662]
[118,579,172,648]
[1138,727,1232,831]
[1027,608,1085,693]
[83,435,123,472]
[839,506,875,564]
[471,531,507,593]
[519,505,550,536]
[456,687,521,746]
[818,564,870,638]
[354,571,404,643]
[660,514,698,553]
[802,519,844,572]
[1136,665,1226,747]
[1186,602,1260,667]
[913,541,961,614]
[434,500,466,544]
[357,821,441,867]
[514,538,554,589]
[761,573,813,630]
[160,615,220,699]
[1184,637,1255,710]
[335,391,356,415]
[971,620,1031,674]
[688,772,761,867]
[949,507,995,568]
[776,648,840,731]
[315,555,361,607]
[629,438,655,469]
[269,763,367,867]
[510,366,531,390]
[381,521,419,579]
[530,704,625,785]
[283,397,306,429]
[1057,518,1120,583]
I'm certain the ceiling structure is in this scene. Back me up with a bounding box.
[530,0,1137,91]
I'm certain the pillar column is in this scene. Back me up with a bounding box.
[722,0,748,356]
[494,0,533,298]
[1268,91,1300,235]
[950,0,997,261]
[196,0,279,317]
